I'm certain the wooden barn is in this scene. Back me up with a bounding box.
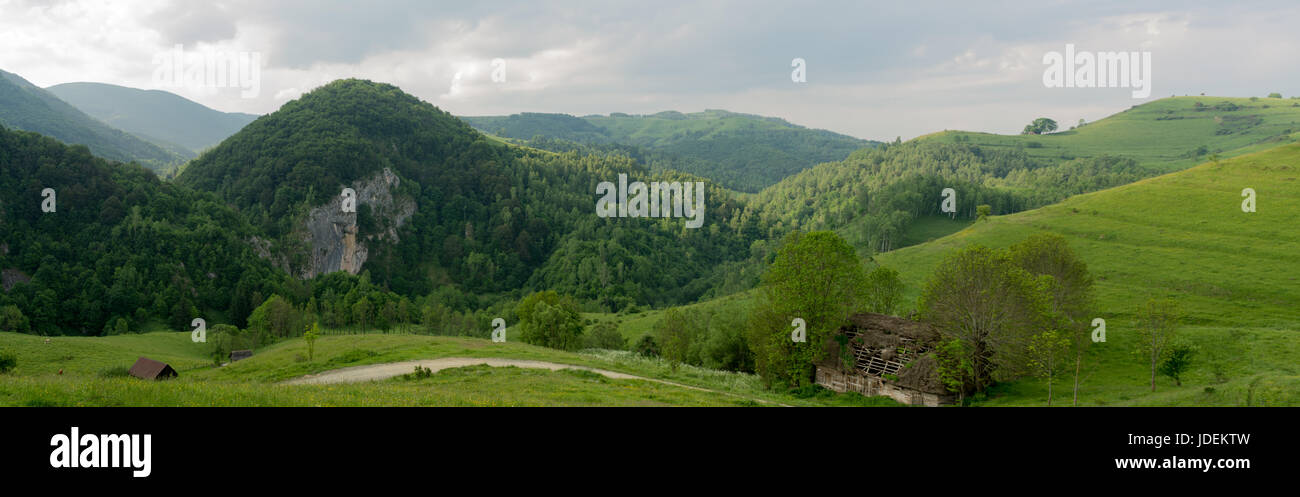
[128,357,178,380]
[814,313,955,406]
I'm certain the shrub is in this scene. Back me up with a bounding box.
[700,312,754,372]
[0,350,16,373]
[633,335,660,357]
[582,322,625,350]
[402,365,434,380]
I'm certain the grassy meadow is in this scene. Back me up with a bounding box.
[0,330,898,407]
[873,142,1300,405]
[919,96,1300,173]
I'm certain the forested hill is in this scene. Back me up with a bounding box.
[462,110,875,192]
[0,69,185,170]
[178,79,768,309]
[0,125,286,336]
[751,140,1149,255]
[749,96,1300,257]
[47,82,260,157]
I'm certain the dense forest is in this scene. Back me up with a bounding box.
[0,125,285,335]
[463,110,873,193]
[752,141,1152,253]
[179,80,768,312]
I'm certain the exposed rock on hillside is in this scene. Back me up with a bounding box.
[254,168,415,279]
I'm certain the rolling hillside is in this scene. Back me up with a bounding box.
[872,142,1300,405]
[463,109,874,192]
[0,330,894,406]
[920,96,1300,173]
[0,69,185,169]
[750,96,1300,258]
[47,82,259,156]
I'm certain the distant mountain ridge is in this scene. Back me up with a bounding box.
[47,82,260,155]
[461,109,876,192]
[0,69,184,169]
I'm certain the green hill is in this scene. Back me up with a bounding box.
[920,96,1300,173]
[750,96,1300,258]
[462,109,874,192]
[46,82,259,156]
[179,79,767,309]
[0,69,185,169]
[0,125,285,336]
[872,143,1300,405]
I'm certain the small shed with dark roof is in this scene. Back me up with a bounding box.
[128,357,178,380]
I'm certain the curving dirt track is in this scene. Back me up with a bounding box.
[280,357,787,405]
[281,357,645,385]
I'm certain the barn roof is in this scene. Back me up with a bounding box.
[817,313,946,394]
[128,357,178,380]
[844,313,941,343]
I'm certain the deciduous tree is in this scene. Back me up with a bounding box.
[1135,298,1184,391]
[918,245,1049,393]
[747,231,867,387]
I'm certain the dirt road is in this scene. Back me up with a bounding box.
[281,357,646,385]
[280,357,786,405]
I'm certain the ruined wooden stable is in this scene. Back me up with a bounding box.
[814,313,954,406]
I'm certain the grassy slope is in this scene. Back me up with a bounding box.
[919,96,1300,173]
[874,142,1300,406]
[0,331,897,406]
[585,291,758,345]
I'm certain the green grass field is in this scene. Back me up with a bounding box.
[0,330,898,406]
[919,96,1300,173]
[584,290,758,345]
[874,142,1300,406]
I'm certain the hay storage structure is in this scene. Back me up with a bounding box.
[128,357,178,380]
[814,313,954,406]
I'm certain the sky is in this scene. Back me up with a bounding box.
[2,0,1298,141]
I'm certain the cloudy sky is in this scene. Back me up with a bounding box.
[2,0,1297,140]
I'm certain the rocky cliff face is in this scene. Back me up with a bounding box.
[260,168,416,279]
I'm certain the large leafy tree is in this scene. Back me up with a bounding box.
[1007,233,1094,405]
[918,244,1051,393]
[516,290,583,351]
[747,231,867,387]
[1021,117,1058,135]
[248,295,304,338]
[863,265,905,316]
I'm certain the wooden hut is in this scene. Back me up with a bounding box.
[128,357,177,380]
[813,313,955,406]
